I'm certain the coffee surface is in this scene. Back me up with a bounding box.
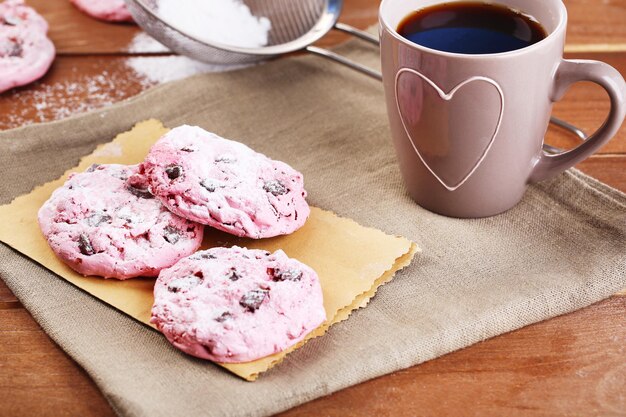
[397,2,547,54]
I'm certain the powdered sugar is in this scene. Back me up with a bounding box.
[157,0,271,48]
[1,67,143,130]
[125,55,245,84]
[1,53,246,130]
[125,31,170,53]
[1,20,253,130]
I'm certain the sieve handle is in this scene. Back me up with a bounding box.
[333,22,379,45]
[305,45,382,80]
[544,117,587,153]
[305,23,382,80]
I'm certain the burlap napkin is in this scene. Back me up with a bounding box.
[1,38,625,417]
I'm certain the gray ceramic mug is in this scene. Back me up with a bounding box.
[379,0,626,218]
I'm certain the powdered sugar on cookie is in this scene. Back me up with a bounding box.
[142,125,310,239]
[38,164,204,279]
[151,246,326,363]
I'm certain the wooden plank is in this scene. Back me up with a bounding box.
[0,56,151,131]
[27,0,145,54]
[25,0,626,55]
[0,309,117,417]
[0,279,19,308]
[564,0,626,47]
[278,296,626,417]
[576,155,626,192]
[0,279,17,300]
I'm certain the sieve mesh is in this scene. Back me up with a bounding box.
[124,0,339,65]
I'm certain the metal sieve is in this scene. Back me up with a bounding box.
[124,0,586,149]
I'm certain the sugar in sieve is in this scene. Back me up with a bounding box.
[124,0,587,148]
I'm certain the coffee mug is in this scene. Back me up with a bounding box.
[379,0,626,217]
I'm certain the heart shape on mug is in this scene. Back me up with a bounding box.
[395,68,504,191]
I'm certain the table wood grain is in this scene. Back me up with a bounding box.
[0,0,624,416]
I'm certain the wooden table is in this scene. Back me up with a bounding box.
[1,1,625,416]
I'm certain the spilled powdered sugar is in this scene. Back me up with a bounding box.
[1,52,248,130]
[1,29,250,130]
[125,31,170,53]
[2,69,141,130]
[126,55,247,84]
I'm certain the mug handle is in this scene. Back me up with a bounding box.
[529,59,626,183]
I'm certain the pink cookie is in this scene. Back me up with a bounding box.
[142,125,311,239]
[0,0,55,93]
[38,164,204,280]
[70,0,133,23]
[151,246,326,363]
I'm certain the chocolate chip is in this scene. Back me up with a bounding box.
[191,252,216,260]
[127,185,154,199]
[273,269,303,282]
[263,180,288,196]
[165,165,183,180]
[87,212,112,227]
[200,179,216,192]
[167,275,201,293]
[200,179,224,192]
[180,147,194,152]
[8,40,22,57]
[215,156,236,163]
[78,234,95,256]
[239,289,268,312]
[225,269,240,281]
[86,164,101,173]
[117,213,134,223]
[113,172,129,181]
[163,226,181,244]
[266,197,279,217]
[215,312,231,322]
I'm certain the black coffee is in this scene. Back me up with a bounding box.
[397,2,547,54]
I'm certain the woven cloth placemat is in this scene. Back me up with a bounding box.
[1,39,625,417]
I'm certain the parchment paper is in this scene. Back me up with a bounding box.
[0,119,418,381]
